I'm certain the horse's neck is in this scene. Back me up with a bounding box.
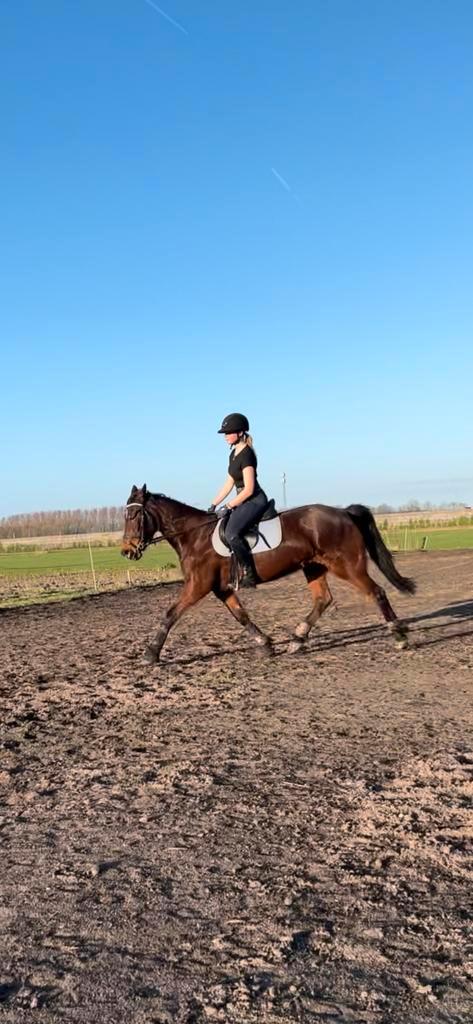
[150,494,205,534]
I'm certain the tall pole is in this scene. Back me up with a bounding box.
[87,537,98,592]
[282,472,287,509]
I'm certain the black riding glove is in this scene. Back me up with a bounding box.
[216,506,230,519]
[207,504,216,514]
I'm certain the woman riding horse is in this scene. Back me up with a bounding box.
[122,483,415,665]
[208,413,268,589]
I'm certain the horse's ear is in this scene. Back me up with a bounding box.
[142,483,147,496]
[131,484,138,496]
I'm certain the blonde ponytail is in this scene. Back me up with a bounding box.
[244,433,256,454]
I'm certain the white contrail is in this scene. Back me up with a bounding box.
[143,0,189,36]
[271,167,292,193]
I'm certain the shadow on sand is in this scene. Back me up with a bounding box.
[407,598,473,625]
[160,600,473,665]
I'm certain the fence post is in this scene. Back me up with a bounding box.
[87,538,98,592]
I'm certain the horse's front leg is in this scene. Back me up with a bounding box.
[145,578,206,664]
[213,585,273,655]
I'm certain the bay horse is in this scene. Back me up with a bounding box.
[121,485,415,664]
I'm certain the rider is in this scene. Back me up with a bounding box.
[208,413,268,588]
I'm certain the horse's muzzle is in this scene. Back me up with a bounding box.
[121,543,143,561]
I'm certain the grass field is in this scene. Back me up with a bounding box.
[0,542,179,576]
[381,527,473,551]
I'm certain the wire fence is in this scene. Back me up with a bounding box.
[380,526,473,552]
[0,537,182,608]
[0,566,182,609]
[381,529,429,552]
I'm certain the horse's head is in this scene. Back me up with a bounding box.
[121,484,159,560]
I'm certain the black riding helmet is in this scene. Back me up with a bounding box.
[218,413,250,434]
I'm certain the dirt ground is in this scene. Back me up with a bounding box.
[1,550,473,1024]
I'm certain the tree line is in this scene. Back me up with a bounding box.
[0,507,124,539]
[372,500,469,514]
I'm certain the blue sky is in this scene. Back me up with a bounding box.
[1,0,472,517]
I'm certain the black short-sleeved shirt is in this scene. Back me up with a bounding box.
[228,446,262,494]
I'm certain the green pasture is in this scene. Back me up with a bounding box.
[0,542,179,576]
[381,527,473,551]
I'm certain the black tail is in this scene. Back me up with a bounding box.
[345,504,416,594]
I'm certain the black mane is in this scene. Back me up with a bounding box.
[148,492,207,517]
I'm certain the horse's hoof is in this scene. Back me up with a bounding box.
[390,623,409,650]
[144,646,160,665]
[254,639,274,658]
[287,639,305,655]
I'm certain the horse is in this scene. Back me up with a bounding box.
[121,485,415,664]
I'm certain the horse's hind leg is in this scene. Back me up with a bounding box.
[331,557,409,649]
[288,565,333,654]
[373,582,409,648]
[213,585,272,655]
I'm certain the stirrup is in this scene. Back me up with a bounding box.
[239,568,257,589]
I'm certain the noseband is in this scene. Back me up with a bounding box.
[125,500,158,555]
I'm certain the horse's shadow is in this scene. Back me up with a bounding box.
[312,623,473,654]
[161,598,473,665]
[284,597,473,655]
[407,599,473,626]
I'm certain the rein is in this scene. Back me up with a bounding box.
[125,499,216,549]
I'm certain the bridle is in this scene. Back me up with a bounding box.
[125,496,216,557]
[124,500,160,556]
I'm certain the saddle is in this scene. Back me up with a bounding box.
[211,499,282,557]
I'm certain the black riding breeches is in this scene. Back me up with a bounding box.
[224,491,268,561]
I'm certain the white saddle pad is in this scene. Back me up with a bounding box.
[211,516,282,557]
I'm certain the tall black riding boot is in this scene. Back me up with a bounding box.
[230,539,258,589]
